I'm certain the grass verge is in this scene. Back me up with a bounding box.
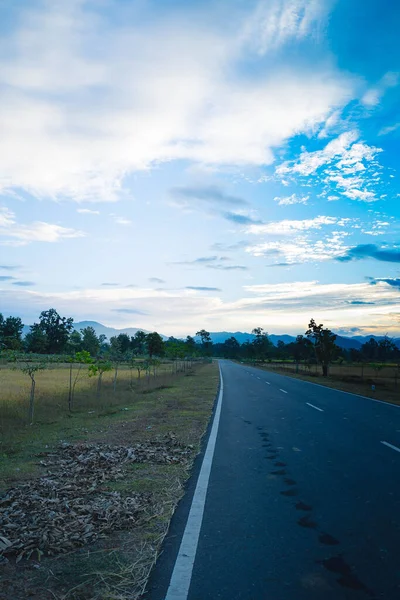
[256,363,400,405]
[0,361,219,600]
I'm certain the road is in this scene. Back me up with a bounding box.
[146,360,400,600]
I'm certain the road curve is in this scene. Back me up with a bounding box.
[146,360,400,600]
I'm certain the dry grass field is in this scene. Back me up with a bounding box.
[0,361,219,600]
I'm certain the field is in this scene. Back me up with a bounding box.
[0,360,219,600]
[0,358,193,436]
[257,360,400,404]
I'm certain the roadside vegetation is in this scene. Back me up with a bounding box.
[0,309,219,599]
[211,321,400,404]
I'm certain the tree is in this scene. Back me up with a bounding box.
[89,360,113,398]
[185,335,197,356]
[109,337,125,392]
[37,308,74,354]
[0,315,24,350]
[360,338,379,362]
[196,329,212,356]
[81,326,100,356]
[377,335,398,363]
[131,330,147,355]
[68,330,83,354]
[25,324,48,353]
[305,318,339,376]
[67,350,93,411]
[147,332,165,359]
[14,358,48,423]
[222,336,240,359]
[251,328,271,362]
[292,335,313,365]
[115,333,131,354]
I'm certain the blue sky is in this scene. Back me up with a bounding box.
[0,0,399,336]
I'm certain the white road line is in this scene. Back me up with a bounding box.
[279,389,288,394]
[265,382,270,385]
[274,373,400,410]
[257,377,261,380]
[164,366,223,600]
[306,402,324,412]
[381,441,400,454]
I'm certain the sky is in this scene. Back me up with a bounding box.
[0,0,399,337]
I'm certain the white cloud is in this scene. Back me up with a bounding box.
[378,122,400,136]
[274,193,309,205]
[113,217,132,226]
[241,0,331,54]
[77,208,100,215]
[3,278,400,336]
[362,71,399,107]
[247,215,340,235]
[0,207,15,227]
[0,0,353,201]
[317,109,341,138]
[246,231,350,263]
[276,131,383,202]
[0,207,85,245]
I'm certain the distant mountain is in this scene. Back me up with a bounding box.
[73,321,169,340]
[21,320,166,341]
[19,321,399,349]
[334,335,362,350]
[72,321,151,339]
[204,331,363,350]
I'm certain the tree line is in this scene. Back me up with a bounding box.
[1,310,398,375]
[0,308,209,359]
[212,321,400,375]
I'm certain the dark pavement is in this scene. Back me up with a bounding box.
[146,360,400,600]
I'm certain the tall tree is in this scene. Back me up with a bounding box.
[360,337,379,362]
[38,308,74,353]
[25,324,48,353]
[131,330,147,355]
[116,333,131,354]
[196,329,212,356]
[147,332,165,359]
[185,335,197,356]
[0,315,24,349]
[68,330,83,353]
[377,335,398,362]
[222,336,240,359]
[251,327,271,361]
[81,326,100,356]
[305,318,339,376]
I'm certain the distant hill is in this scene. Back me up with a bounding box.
[22,321,165,340]
[20,321,399,348]
[202,331,368,350]
[73,321,152,339]
[335,335,362,350]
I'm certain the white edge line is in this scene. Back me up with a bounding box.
[164,364,223,600]
[265,382,270,385]
[306,402,324,413]
[279,388,288,394]
[381,440,400,453]
[246,365,400,410]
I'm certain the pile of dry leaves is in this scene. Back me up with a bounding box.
[0,434,193,562]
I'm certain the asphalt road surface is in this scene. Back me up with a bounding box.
[146,360,400,600]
